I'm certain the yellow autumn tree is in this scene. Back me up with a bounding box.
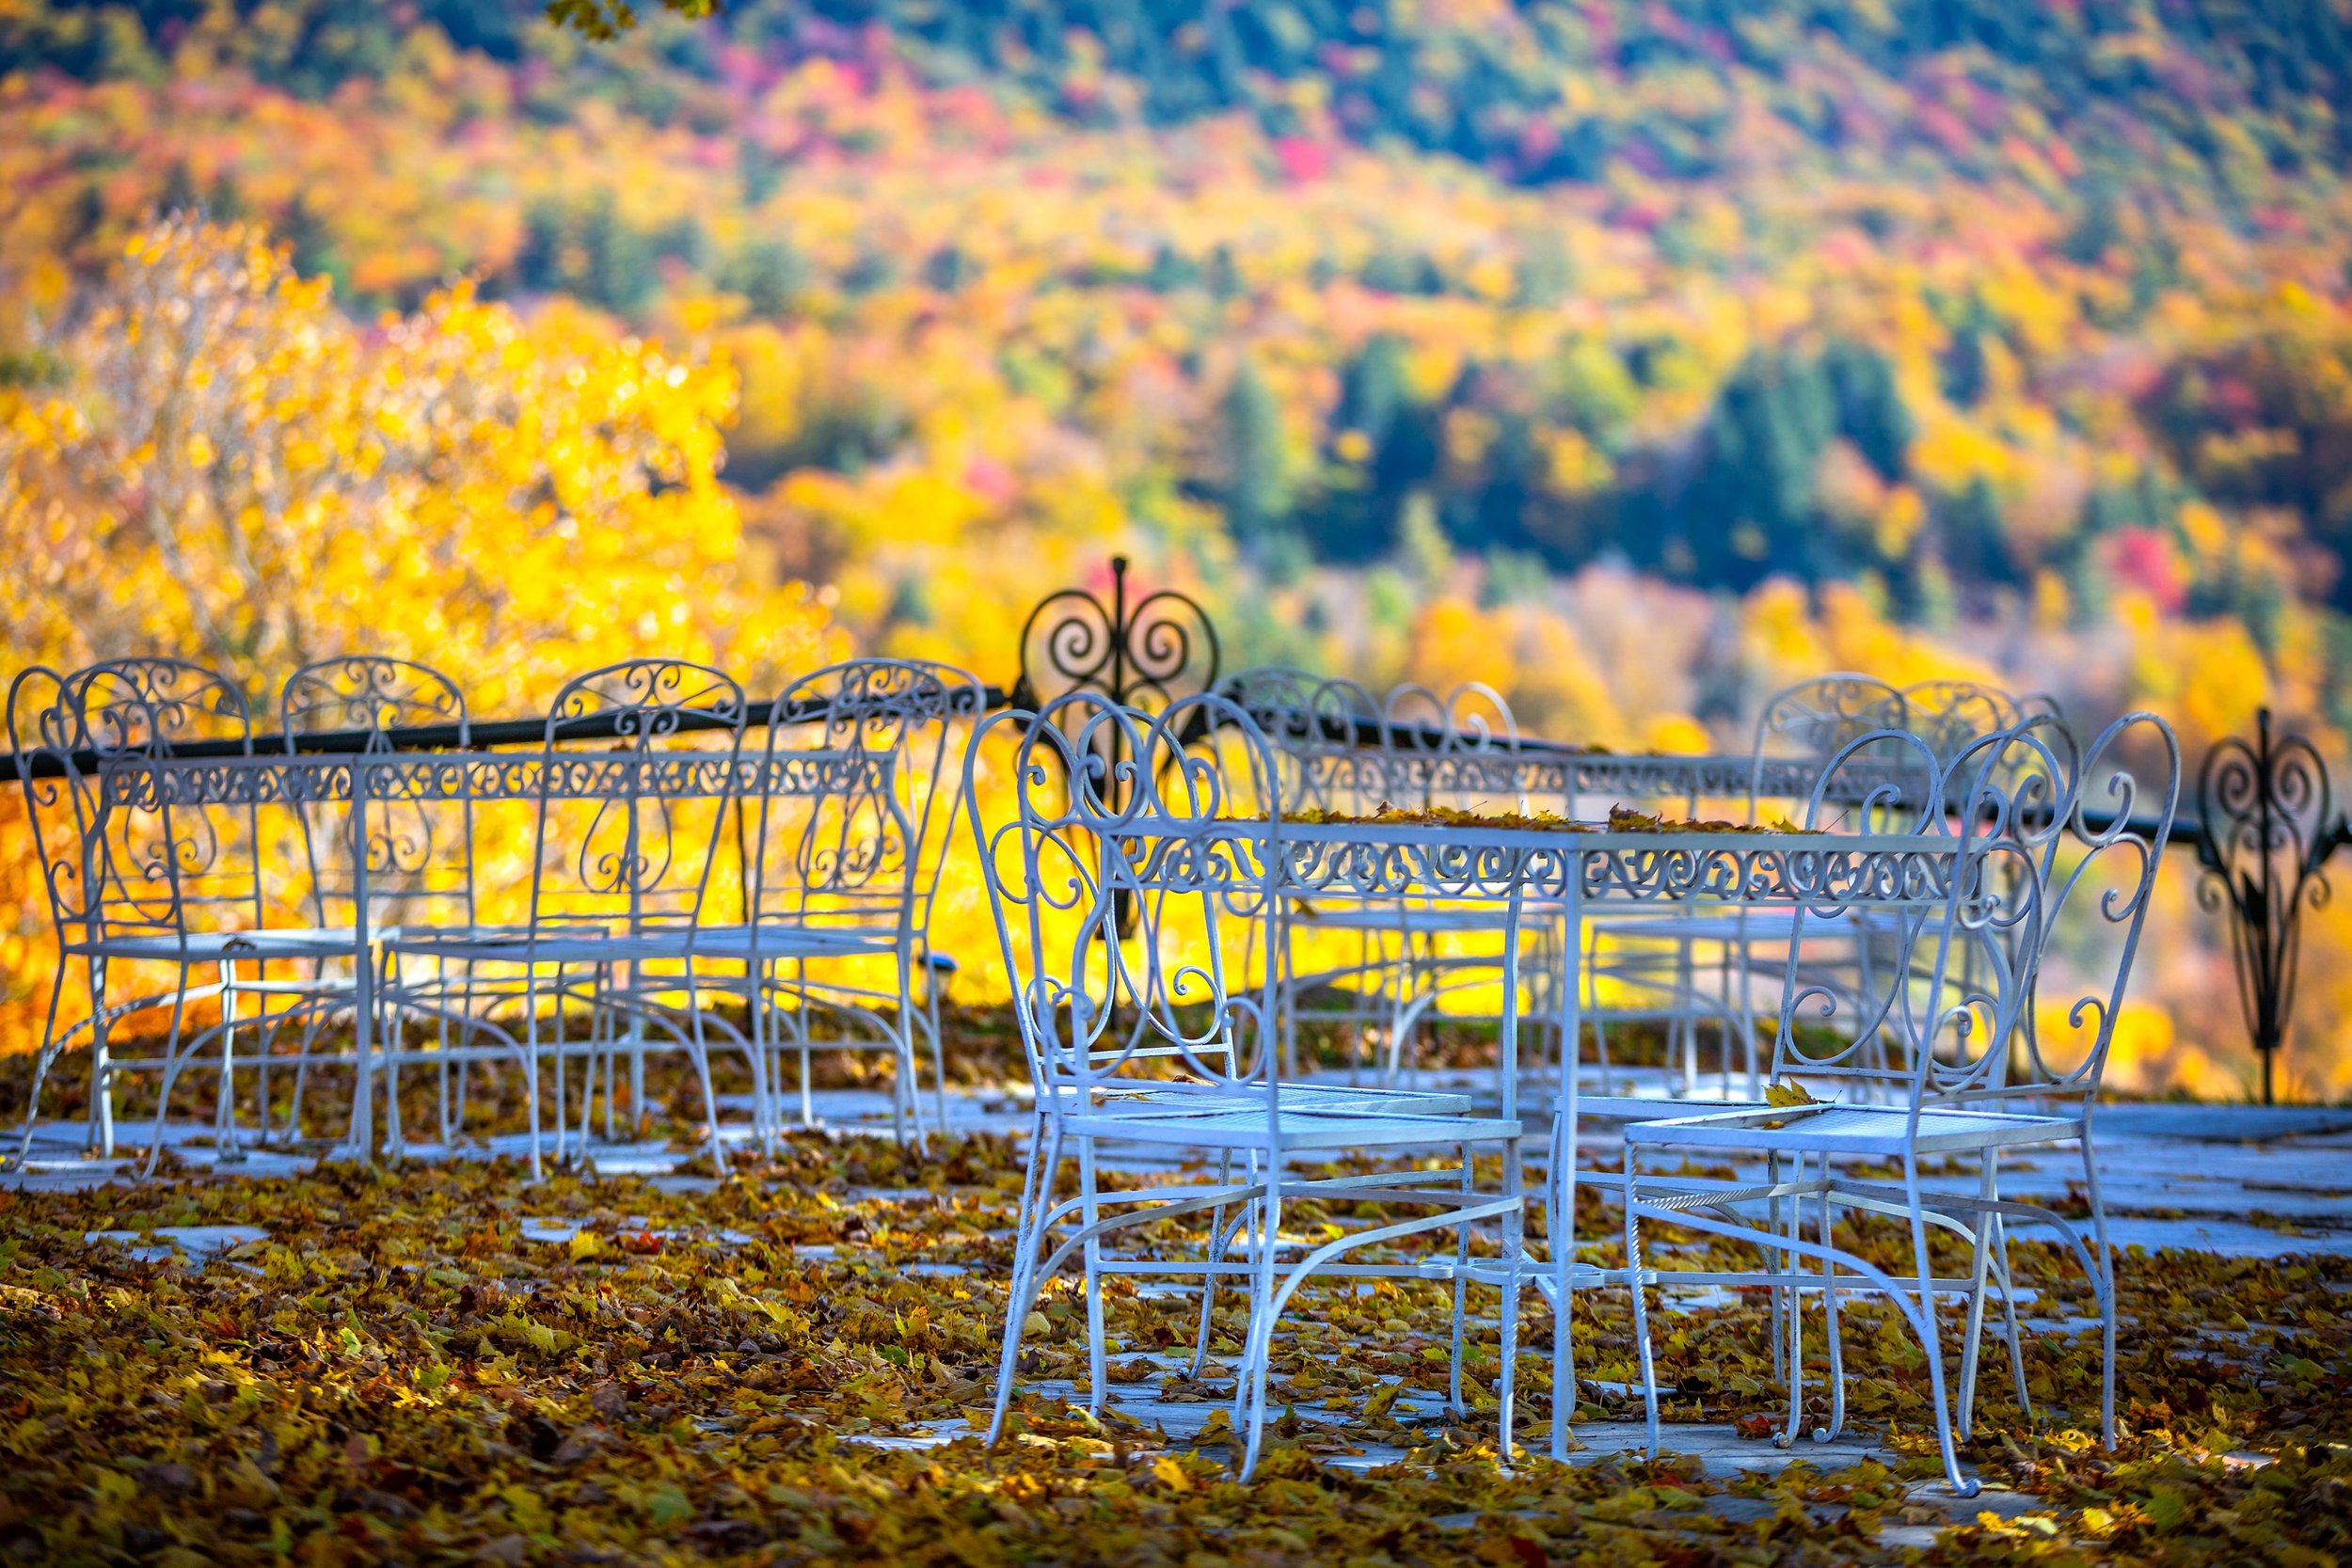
[0,215,842,1056]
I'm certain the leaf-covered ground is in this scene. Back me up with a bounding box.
[2,1116,2349,1566]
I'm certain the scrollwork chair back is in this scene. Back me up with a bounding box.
[1901,680,2042,771]
[1382,681,1518,755]
[1390,681,1526,814]
[530,660,749,941]
[1764,725,1986,1098]
[1223,666,1391,816]
[2005,712,2179,1105]
[1747,673,1906,825]
[8,667,91,958]
[56,657,252,760]
[55,658,262,940]
[280,657,477,934]
[754,658,987,939]
[971,692,1284,1101]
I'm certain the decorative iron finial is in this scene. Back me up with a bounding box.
[1010,555,1220,713]
[2195,707,2338,1104]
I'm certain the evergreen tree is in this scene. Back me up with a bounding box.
[1942,317,1990,408]
[722,239,805,317]
[1683,350,1836,585]
[1824,340,1912,479]
[1222,356,1289,545]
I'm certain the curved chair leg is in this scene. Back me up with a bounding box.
[923,954,950,1135]
[735,972,775,1158]
[680,972,725,1170]
[1620,1154,1661,1457]
[1767,1149,1788,1387]
[987,1117,1063,1444]
[549,964,572,1167]
[1498,1136,1523,1465]
[1229,1153,1271,1427]
[1188,1148,1237,1378]
[1448,1140,1471,1418]
[2079,1137,2118,1448]
[627,998,645,1140]
[1904,1163,1974,1494]
[1078,1137,1107,1413]
[1777,1156,1808,1447]
[1958,1149,1999,1439]
[1549,1109,1580,1464]
[1818,1157,1848,1442]
[142,979,199,1180]
[378,972,407,1162]
[214,959,246,1164]
[895,962,925,1151]
[87,956,116,1157]
[1234,1180,1284,1480]
[796,1012,815,1130]
[1993,1212,2034,1421]
[521,971,545,1180]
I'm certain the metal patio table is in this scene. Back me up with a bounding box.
[1260,816,1963,1117]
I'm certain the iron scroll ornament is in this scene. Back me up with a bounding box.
[2195,707,2342,1104]
[1009,555,1221,715]
[1009,557,1220,933]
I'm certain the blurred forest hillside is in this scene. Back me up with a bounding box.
[6,0,2352,1093]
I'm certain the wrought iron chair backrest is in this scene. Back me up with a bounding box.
[281,656,469,749]
[1900,679,2067,775]
[1223,666,1390,816]
[971,691,1283,1099]
[751,658,985,936]
[1766,719,2122,1110]
[1747,673,1908,827]
[2005,711,2180,1103]
[1382,680,1519,755]
[7,666,90,945]
[527,659,748,941]
[56,657,252,760]
[50,658,264,941]
[1225,667,1526,816]
[279,657,477,932]
[1384,680,1528,814]
[1762,724,2016,1101]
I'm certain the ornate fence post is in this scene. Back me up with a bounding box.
[2195,707,2340,1104]
[1009,556,1222,933]
[1009,555,1221,716]
[1009,553,1222,815]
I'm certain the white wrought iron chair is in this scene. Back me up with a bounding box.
[7,658,360,1172]
[376,659,752,1175]
[1607,713,2176,1493]
[971,690,1529,1478]
[1539,723,1961,1449]
[691,658,985,1144]
[275,656,481,1148]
